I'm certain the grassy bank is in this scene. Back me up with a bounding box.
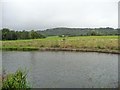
[1,36,119,54]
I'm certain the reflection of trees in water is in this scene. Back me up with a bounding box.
[29,52,36,86]
[30,52,36,68]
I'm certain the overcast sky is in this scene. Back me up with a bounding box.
[1,0,119,30]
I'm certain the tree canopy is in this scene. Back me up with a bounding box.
[1,28,46,40]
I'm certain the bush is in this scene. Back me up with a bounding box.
[2,69,30,90]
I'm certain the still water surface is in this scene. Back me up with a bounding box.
[2,51,118,88]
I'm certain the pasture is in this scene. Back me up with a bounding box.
[1,36,119,53]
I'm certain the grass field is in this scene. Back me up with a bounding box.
[1,36,119,53]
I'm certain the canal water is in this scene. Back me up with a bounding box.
[2,51,118,88]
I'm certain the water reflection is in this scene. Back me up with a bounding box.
[2,51,118,88]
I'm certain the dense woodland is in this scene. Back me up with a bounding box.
[0,27,119,40]
[1,28,46,40]
[39,27,119,36]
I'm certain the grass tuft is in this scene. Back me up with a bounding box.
[2,69,30,90]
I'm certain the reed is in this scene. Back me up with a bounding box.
[2,69,30,90]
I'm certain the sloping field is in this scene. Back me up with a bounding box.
[1,36,119,53]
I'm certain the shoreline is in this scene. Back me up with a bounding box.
[1,47,120,54]
[1,36,118,54]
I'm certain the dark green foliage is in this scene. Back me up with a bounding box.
[2,47,39,51]
[1,27,119,40]
[1,28,46,40]
[30,30,46,39]
[2,28,18,40]
[88,30,103,36]
[39,27,119,36]
[2,69,30,90]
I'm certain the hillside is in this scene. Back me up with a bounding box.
[38,27,118,36]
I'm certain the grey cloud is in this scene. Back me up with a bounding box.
[1,0,119,30]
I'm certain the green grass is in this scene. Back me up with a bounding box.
[1,36,119,53]
[2,69,30,90]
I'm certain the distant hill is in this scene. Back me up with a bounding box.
[38,27,119,36]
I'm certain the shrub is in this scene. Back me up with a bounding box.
[2,69,30,90]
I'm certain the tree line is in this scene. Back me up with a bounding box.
[0,27,119,40]
[39,27,119,36]
[1,28,46,40]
